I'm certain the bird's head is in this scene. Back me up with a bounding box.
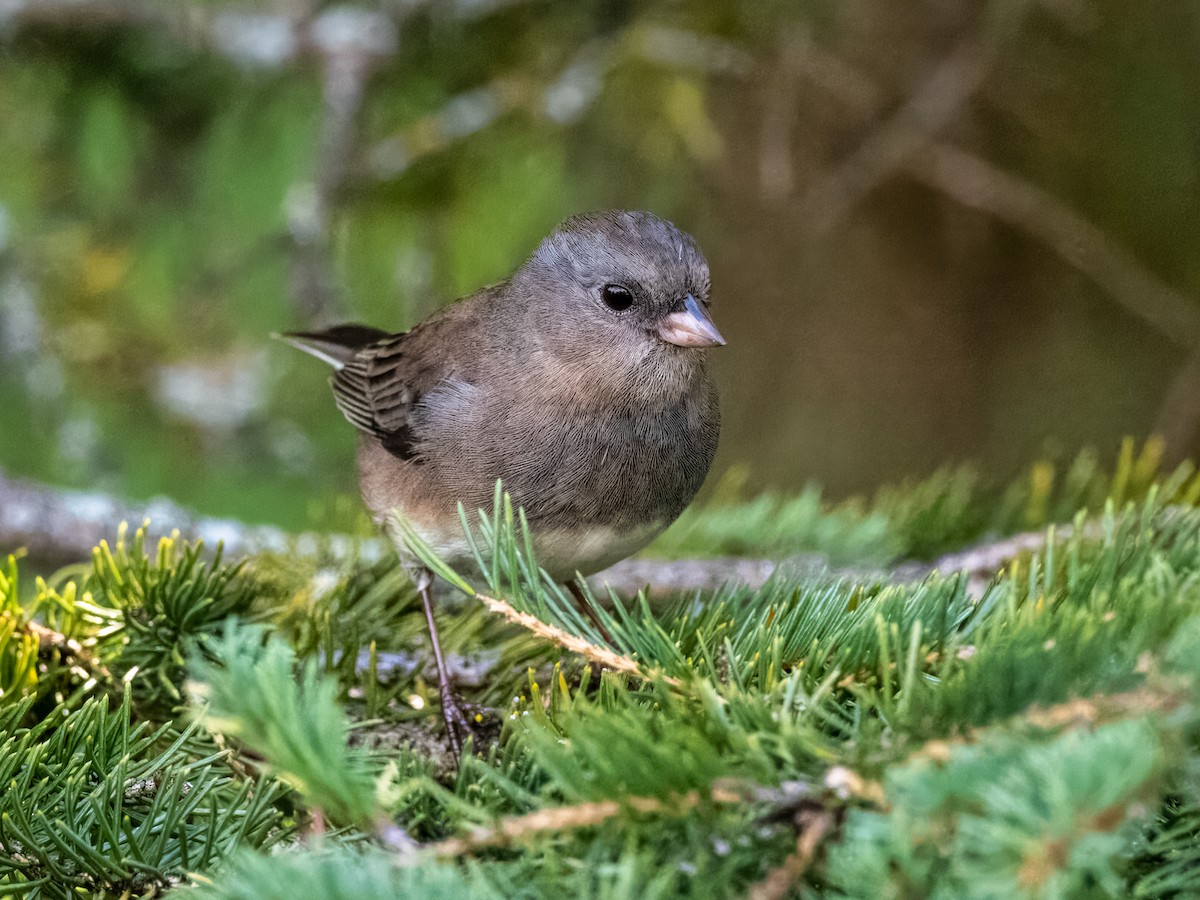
[514,211,725,363]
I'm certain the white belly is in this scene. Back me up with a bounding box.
[531,521,666,582]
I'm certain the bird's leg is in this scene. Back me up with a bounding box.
[419,582,470,761]
[567,578,617,647]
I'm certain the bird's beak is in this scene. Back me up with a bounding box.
[657,294,726,348]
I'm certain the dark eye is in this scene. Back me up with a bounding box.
[601,283,634,312]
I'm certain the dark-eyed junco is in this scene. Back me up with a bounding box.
[280,210,724,754]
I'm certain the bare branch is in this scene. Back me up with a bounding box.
[784,32,1200,455]
[784,33,1200,343]
[796,39,994,234]
[908,143,1200,346]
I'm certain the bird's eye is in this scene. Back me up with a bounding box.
[601,284,635,312]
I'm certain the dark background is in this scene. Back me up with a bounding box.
[0,0,1196,532]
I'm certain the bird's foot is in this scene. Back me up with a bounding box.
[567,579,617,646]
[438,685,477,763]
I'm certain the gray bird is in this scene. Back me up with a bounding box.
[279,210,724,756]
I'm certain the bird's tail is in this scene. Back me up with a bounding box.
[272,324,389,369]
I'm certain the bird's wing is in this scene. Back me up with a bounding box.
[331,301,491,462]
[277,323,425,450]
[293,286,501,460]
[329,334,423,459]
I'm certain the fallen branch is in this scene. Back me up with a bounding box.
[929,523,1086,597]
[0,467,375,566]
[0,468,1118,606]
[0,469,790,597]
[589,555,782,598]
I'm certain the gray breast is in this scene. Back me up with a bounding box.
[418,370,720,533]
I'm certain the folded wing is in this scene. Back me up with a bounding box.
[278,324,443,462]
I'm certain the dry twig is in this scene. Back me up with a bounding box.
[472,589,682,688]
[748,808,834,900]
[424,787,742,859]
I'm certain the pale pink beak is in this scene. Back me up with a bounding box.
[657,294,726,348]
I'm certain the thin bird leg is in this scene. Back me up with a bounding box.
[567,579,617,647]
[419,583,469,761]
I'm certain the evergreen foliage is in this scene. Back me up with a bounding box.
[0,692,286,898]
[86,525,268,714]
[3,441,1200,897]
[192,624,378,827]
[0,556,41,703]
[656,437,1200,565]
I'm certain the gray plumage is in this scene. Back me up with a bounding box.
[281,210,723,583]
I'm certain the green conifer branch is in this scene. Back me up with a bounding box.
[8,441,1200,897]
[190,622,380,828]
[0,691,286,898]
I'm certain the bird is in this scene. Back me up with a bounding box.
[278,210,724,757]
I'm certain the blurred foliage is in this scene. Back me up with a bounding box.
[655,435,1200,563]
[2,0,1199,529]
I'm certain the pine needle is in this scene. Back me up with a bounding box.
[908,679,1190,767]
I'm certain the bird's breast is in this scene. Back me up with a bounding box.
[451,371,720,531]
[362,362,719,578]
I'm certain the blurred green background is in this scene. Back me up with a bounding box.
[0,0,1197,532]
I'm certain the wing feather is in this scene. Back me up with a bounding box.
[328,330,453,460]
[304,284,502,460]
